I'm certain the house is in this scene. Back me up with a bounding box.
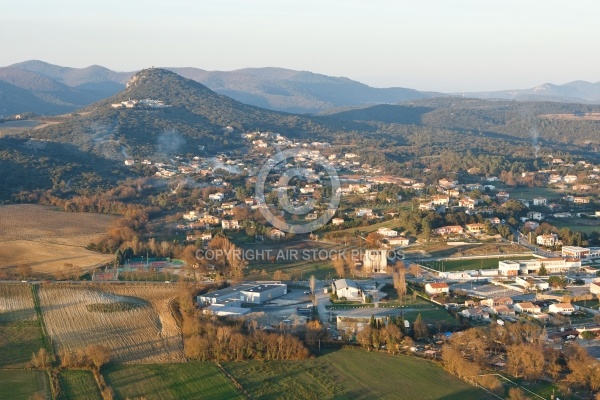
[480,297,513,307]
[549,303,575,315]
[527,211,544,221]
[377,227,398,237]
[424,282,449,295]
[221,201,237,209]
[461,308,489,320]
[200,232,213,242]
[514,302,541,314]
[496,191,510,203]
[124,159,135,166]
[536,233,560,247]
[183,211,199,221]
[439,178,458,188]
[387,236,409,247]
[465,223,486,234]
[459,198,478,209]
[244,198,255,206]
[435,225,464,236]
[523,221,539,231]
[356,208,374,218]
[590,282,600,296]
[574,197,590,204]
[331,218,345,226]
[208,193,224,201]
[419,202,435,211]
[563,175,578,184]
[269,229,286,241]
[431,195,450,205]
[492,304,515,316]
[533,197,547,206]
[221,219,240,230]
[333,279,362,300]
[488,217,501,225]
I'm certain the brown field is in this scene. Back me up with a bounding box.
[38,283,184,364]
[0,204,115,276]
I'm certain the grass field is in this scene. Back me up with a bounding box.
[507,187,563,200]
[0,204,115,277]
[224,349,492,400]
[421,255,536,272]
[0,283,45,368]
[104,363,243,400]
[0,370,50,400]
[553,218,600,234]
[58,370,102,400]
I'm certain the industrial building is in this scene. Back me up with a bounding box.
[197,282,287,306]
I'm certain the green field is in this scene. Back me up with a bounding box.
[104,363,243,400]
[553,219,600,234]
[58,370,102,400]
[506,187,562,201]
[224,349,492,400]
[422,255,536,272]
[0,370,50,400]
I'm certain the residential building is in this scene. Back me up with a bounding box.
[269,229,286,241]
[461,308,489,320]
[574,197,590,204]
[527,211,544,221]
[208,193,224,201]
[532,197,547,206]
[431,195,450,205]
[480,297,513,307]
[424,282,449,295]
[492,305,515,316]
[222,219,240,230]
[465,223,486,233]
[331,218,345,226]
[536,233,560,247]
[459,198,478,209]
[377,227,398,237]
[496,191,510,202]
[549,303,575,315]
[590,282,600,296]
[514,302,541,314]
[419,202,435,211]
[435,225,464,235]
[387,237,409,247]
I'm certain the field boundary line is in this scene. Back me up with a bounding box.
[30,283,54,357]
[216,361,252,399]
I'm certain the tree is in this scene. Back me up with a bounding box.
[86,344,111,369]
[309,275,316,297]
[393,270,407,301]
[581,330,596,343]
[365,232,384,248]
[548,275,567,289]
[413,313,428,340]
[507,387,530,400]
[30,348,51,369]
[17,264,32,280]
[538,264,547,276]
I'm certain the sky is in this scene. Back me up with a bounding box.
[1,0,599,92]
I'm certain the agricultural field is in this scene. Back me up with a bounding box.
[38,283,184,364]
[0,283,45,368]
[104,362,243,400]
[224,348,492,400]
[58,370,102,400]
[0,204,115,277]
[0,370,50,400]
[506,186,563,201]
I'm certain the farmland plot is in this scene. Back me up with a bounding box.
[39,284,184,364]
[0,283,44,367]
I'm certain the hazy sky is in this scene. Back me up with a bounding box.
[2,0,599,92]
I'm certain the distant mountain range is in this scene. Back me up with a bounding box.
[2,60,600,117]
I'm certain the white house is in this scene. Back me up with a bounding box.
[333,279,361,300]
[514,302,541,314]
[536,233,559,247]
[387,237,409,247]
[222,220,240,230]
[533,197,547,206]
[363,250,388,274]
[424,282,449,296]
[377,227,398,237]
[209,193,224,201]
[549,303,575,315]
[331,218,345,226]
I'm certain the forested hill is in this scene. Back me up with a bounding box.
[326,98,600,157]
